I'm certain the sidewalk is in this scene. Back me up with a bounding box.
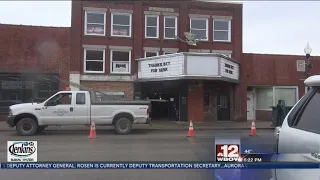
[0,120,274,131]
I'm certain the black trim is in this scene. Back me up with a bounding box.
[6,115,16,127]
[290,87,320,134]
[285,87,320,135]
[91,101,151,106]
[286,87,316,127]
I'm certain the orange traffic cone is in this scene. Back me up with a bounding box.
[88,120,97,139]
[249,120,256,136]
[187,120,195,137]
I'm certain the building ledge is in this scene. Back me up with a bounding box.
[80,74,135,82]
[135,75,239,83]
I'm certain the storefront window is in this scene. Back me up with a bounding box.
[274,87,297,106]
[256,86,298,109]
[0,74,59,103]
[256,88,273,109]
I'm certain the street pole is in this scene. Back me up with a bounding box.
[304,43,312,91]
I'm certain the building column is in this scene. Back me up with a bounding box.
[179,3,189,52]
[187,82,204,121]
[234,83,246,122]
[178,82,188,121]
[69,71,80,91]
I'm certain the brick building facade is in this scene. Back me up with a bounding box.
[243,53,320,121]
[1,0,319,122]
[69,0,246,122]
[0,24,70,120]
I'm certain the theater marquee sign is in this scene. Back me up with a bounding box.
[148,61,171,73]
[138,55,184,79]
[137,53,239,82]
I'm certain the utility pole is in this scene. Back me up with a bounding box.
[304,43,312,91]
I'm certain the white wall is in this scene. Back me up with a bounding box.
[186,55,219,76]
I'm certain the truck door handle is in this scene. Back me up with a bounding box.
[70,107,73,112]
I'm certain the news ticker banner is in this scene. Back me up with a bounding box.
[8,139,273,163]
[1,162,320,169]
[6,140,320,168]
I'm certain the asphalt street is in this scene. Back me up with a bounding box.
[0,129,275,180]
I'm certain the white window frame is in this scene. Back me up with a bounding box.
[255,86,299,111]
[145,15,159,39]
[83,48,106,74]
[164,16,178,39]
[110,49,131,74]
[84,11,106,36]
[213,19,231,42]
[111,12,132,37]
[144,51,159,58]
[190,18,208,41]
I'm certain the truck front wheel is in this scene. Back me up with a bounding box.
[16,118,38,136]
[114,117,132,135]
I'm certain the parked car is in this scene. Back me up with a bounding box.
[0,100,22,115]
[6,90,151,136]
[272,75,320,180]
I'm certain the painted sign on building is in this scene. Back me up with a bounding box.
[138,55,184,79]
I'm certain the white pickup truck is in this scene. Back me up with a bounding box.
[6,90,151,136]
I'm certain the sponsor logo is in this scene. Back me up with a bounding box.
[7,141,37,162]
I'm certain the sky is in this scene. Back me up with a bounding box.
[0,1,319,56]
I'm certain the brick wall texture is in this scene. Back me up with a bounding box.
[0,24,71,89]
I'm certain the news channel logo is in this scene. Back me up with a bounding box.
[215,138,241,162]
[7,141,37,162]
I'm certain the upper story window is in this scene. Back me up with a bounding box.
[145,51,159,58]
[110,50,131,74]
[111,13,132,37]
[190,18,208,41]
[84,49,105,73]
[85,11,106,36]
[164,16,177,39]
[213,19,231,42]
[145,15,159,38]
